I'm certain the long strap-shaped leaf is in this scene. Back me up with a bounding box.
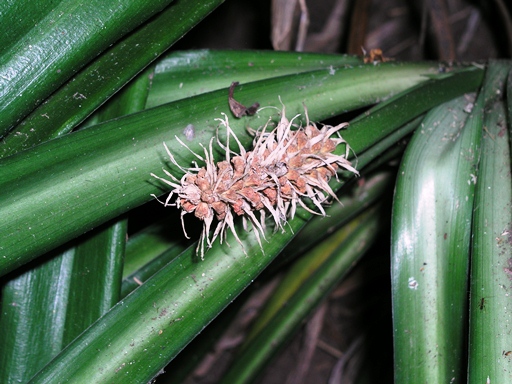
[0,1,225,156]
[120,113,422,303]
[0,62,446,276]
[146,50,363,107]
[28,67,483,384]
[0,0,174,137]
[391,91,484,381]
[467,61,512,383]
[220,206,385,384]
[0,67,152,384]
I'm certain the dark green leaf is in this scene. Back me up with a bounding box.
[0,0,175,137]
[467,62,512,382]
[0,0,225,156]
[28,66,483,383]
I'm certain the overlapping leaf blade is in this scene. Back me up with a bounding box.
[0,0,173,137]
[391,91,483,382]
[0,0,503,382]
[0,0,225,156]
[467,62,512,383]
[28,67,483,383]
[0,62,442,276]
[0,66,152,384]
[220,207,384,384]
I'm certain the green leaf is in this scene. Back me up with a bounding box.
[28,66,483,383]
[122,215,190,279]
[121,219,191,298]
[0,1,61,57]
[391,92,483,382]
[0,1,225,157]
[220,207,384,384]
[0,67,151,383]
[0,249,74,383]
[0,62,441,276]
[244,170,394,343]
[467,62,512,383]
[161,172,394,382]
[146,50,363,107]
[28,212,304,383]
[0,0,175,137]
[0,220,126,384]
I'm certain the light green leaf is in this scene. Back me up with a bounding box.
[391,92,483,382]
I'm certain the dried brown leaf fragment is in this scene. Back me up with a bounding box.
[228,81,260,118]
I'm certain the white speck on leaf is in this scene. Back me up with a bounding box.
[183,124,195,141]
[408,277,419,290]
[463,102,474,113]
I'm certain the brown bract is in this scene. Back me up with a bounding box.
[228,81,260,118]
[151,106,358,258]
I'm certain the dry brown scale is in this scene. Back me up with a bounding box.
[151,105,358,258]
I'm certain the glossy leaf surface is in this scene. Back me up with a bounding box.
[391,92,483,383]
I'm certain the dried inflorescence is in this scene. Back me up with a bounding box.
[151,106,358,258]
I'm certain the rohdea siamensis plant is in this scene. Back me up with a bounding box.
[151,105,359,257]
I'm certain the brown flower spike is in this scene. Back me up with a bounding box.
[151,105,358,258]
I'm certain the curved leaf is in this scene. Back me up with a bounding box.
[391,93,483,382]
[0,62,441,276]
[467,62,512,383]
[0,0,174,137]
[28,66,483,383]
[0,0,225,156]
